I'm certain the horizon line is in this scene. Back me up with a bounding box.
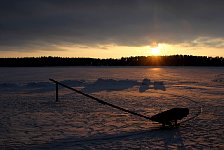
[1,54,224,59]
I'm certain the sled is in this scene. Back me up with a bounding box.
[151,108,189,127]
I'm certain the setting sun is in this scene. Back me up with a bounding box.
[151,47,160,56]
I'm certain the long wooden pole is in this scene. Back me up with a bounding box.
[49,78,152,121]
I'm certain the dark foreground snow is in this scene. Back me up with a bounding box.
[0,67,223,149]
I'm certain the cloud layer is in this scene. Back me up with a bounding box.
[0,0,223,51]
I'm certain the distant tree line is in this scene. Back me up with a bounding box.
[0,55,224,67]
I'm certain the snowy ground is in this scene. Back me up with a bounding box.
[0,67,223,149]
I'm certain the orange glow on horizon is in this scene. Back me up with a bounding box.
[0,43,223,58]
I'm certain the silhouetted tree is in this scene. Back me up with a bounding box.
[0,55,223,67]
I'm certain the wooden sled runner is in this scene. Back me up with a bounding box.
[49,79,189,128]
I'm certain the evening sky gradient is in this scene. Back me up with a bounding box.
[0,0,223,57]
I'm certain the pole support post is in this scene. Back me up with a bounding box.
[56,83,58,102]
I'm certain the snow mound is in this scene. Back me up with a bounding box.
[82,78,139,93]
[61,80,86,87]
[0,80,85,93]
[139,79,166,92]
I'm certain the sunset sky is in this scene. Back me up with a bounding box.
[0,0,223,58]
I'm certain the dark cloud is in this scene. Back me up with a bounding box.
[0,0,223,51]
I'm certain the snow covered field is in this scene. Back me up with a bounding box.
[0,67,223,149]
